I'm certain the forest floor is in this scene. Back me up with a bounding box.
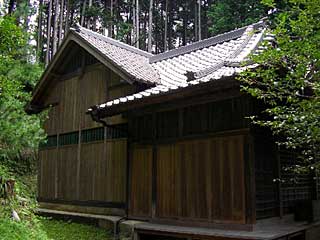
[0,163,111,240]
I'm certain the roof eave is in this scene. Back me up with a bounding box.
[91,76,241,118]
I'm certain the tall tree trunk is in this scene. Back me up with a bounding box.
[70,4,75,27]
[147,0,153,52]
[198,0,201,41]
[23,0,30,31]
[80,0,87,26]
[132,0,136,45]
[154,0,158,53]
[52,0,59,55]
[45,0,53,66]
[195,0,198,41]
[168,0,172,50]
[135,0,139,48]
[58,0,64,46]
[108,0,113,37]
[143,8,147,50]
[37,0,43,60]
[164,0,168,51]
[8,0,15,14]
[182,3,187,46]
[64,0,70,33]
[203,0,209,39]
[15,0,22,25]
[87,0,92,29]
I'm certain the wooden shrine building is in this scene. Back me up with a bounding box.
[27,21,320,240]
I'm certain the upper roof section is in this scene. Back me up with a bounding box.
[29,20,270,115]
[88,20,272,116]
[150,24,252,63]
[72,25,161,84]
[150,21,266,88]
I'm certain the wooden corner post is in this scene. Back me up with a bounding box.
[244,133,256,224]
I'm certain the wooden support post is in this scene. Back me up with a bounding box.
[76,129,82,200]
[151,111,157,219]
[126,118,132,216]
[37,149,41,199]
[54,133,59,199]
[244,134,256,224]
[276,146,283,218]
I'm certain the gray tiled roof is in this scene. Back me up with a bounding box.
[87,21,272,113]
[72,26,161,84]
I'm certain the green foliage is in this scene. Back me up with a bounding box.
[0,16,45,160]
[0,217,111,240]
[239,0,320,163]
[0,218,48,240]
[41,218,111,240]
[0,18,25,57]
[208,0,267,34]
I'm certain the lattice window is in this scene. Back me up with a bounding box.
[81,127,104,143]
[255,139,278,219]
[280,149,313,214]
[59,132,79,146]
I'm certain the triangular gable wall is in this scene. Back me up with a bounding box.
[30,31,142,108]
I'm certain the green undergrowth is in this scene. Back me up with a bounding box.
[0,163,111,240]
[40,218,111,240]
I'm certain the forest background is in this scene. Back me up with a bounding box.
[0,0,319,239]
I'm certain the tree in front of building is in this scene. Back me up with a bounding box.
[240,0,320,165]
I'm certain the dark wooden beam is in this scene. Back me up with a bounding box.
[37,198,127,209]
[151,111,157,219]
[244,133,256,224]
[276,146,284,218]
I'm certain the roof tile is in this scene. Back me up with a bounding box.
[86,21,269,114]
[73,26,160,84]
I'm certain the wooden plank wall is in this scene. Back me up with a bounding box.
[57,145,78,200]
[79,68,108,130]
[43,83,60,135]
[39,139,127,203]
[129,145,153,218]
[43,64,135,134]
[79,140,127,202]
[39,61,133,205]
[38,148,57,199]
[129,135,246,224]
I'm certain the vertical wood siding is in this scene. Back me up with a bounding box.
[130,135,246,224]
[79,140,127,202]
[129,145,153,217]
[38,148,58,199]
[104,139,127,202]
[39,62,133,205]
[59,76,80,133]
[57,145,78,200]
[79,68,108,130]
[43,84,61,135]
[39,139,127,203]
